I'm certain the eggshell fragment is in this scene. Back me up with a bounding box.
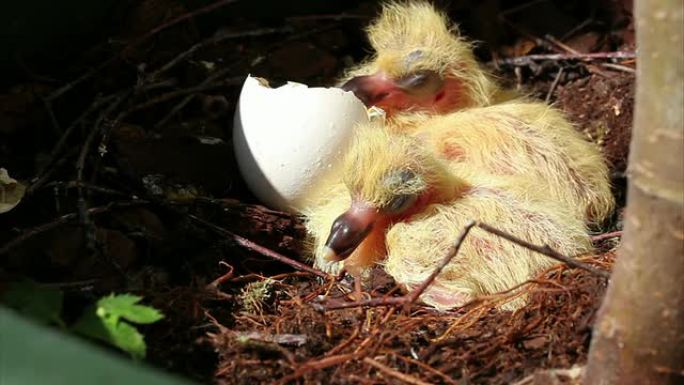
[233,75,369,212]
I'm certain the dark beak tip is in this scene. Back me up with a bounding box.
[340,77,373,107]
[324,212,374,262]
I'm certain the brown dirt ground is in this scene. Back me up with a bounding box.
[0,1,634,384]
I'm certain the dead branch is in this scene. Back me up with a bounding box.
[147,27,289,81]
[0,200,148,256]
[362,357,434,385]
[75,92,129,248]
[316,221,610,311]
[405,221,478,305]
[185,212,330,279]
[590,231,623,242]
[392,354,461,385]
[494,51,636,66]
[475,223,611,278]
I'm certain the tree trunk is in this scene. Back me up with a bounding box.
[583,1,684,384]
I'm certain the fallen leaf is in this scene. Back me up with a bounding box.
[0,168,26,214]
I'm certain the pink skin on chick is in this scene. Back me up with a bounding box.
[341,71,467,117]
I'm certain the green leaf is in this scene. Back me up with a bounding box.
[72,293,163,360]
[72,305,111,342]
[97,293,164,324]
[1,280,64,326]
[1,307,196,385]
[107,318,147,360]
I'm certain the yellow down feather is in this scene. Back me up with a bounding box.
[340,1,509,108]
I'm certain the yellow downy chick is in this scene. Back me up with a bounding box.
[409,101,615,224]
[340,1,511,116]
[305,127,592,310]
[338,2,614,224]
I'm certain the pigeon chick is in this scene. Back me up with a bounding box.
[340,1,512,117]
[305,126,592,310]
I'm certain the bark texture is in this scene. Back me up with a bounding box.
[583,0,684,384]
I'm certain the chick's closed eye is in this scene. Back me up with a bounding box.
[338,1,503,115]
[384,193,417,214]
[395,70,444,97]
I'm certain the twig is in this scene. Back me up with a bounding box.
[475,223,611,278]
[46,0,238,103]
[27,149,77,195]
[591,230,623,242]
[324,326,361,357]
[561,17,595,41]
[317,221,610,311]
[44,181,129,197]
[0,200,147,255]
[363,357,434,385]
[279,353,358,384]
[494,51,636,66]
[41,97,62,135]
[405,222,477,305]
[147,27,289,81]
[600,63,636,73]
[75,92,129,247]
[314,296,406,311]
[392,354,460,385]
[155,23,340,128]
[207,261,235,289]
[122,77,243,118]
[544,34,581,55]
[154,66,231,128]
[29,95,117,194]
[46,59,117,102]
[122,0,238,55]
[545,67,564,103]
[500,0,549,17]
[285,13,368,22]
[184,213,330,279]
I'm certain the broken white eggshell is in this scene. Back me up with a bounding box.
[233,75,370,212]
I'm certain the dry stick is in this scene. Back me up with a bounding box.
[29,95,118,194]
[42,97,62,135]
[147,27,288,81]
[122,78,244,117]
[319,221,610,311]
[544,34,582,55]
[601,62,636,73]
[545,66,564,103]
[314,292,406,311]
[28,150,77,196]
[392,354,461,385]
[544,34,635,75]
[499,0,550,17]
[184,213,330,279]
[324,326,361,357]
[0,200,147,255]
[45,181,129,197]
[362,357,434,385]
[46,0,238,103]
[75,92,129,242]
[156,23,340,128]
[318,223,477,311]
[279,353,358,384]
[123,0,238,56]
[46,59,117,102]
[494,51,636,66]
[154,66,231,128]
[591,230,623,242]
[561,17,595,41]
[475,223,611,278]
[404,221,478,305]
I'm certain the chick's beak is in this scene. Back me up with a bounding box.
[323,202,379,262]
[341,74,397,107]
